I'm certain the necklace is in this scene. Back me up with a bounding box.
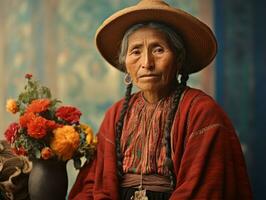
[131,98,163,200]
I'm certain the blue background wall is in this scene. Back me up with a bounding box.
[215,0,266,199]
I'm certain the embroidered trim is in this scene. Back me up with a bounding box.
[99,132,115,146]
[189,123,225,139]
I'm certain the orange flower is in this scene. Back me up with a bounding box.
[27,116,56,139]
[3,74,96,164]
[6,99,19,114]
[26,99,51,113]
[19,112,36,128]
[50,125,80,161]
[41,147,53,160]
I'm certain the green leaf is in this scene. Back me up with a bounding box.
[39,86,52,99]
[34,149,41,159]
[51,99,62,107]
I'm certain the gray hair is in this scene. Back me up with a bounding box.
[118,22,186,71]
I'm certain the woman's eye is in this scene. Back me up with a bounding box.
[131,49,140,55]
[153,47,164,53]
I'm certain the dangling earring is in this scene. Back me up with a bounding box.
[124,73,132,85]
[176,72,181,84]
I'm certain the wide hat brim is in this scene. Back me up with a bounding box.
[95,0,217,74]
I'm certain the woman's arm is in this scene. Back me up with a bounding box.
[68,159,96,200]
[170,93,252,199]
[68,99,124,200]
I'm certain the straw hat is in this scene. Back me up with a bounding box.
[95,0,217,74]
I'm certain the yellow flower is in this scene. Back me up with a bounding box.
[50,125,80,161]
[84,126,93,135]
[86,132,93,144]
[80,123,90,130]
[6,99,18,114]
[92,136,98,145]
[81,124,95,145]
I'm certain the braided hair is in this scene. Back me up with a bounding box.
[115,83,133,181]
[164,73,188,189]
[115,73,188,188]
[116,21,188,188]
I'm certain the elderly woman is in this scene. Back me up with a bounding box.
[69,0,252,199]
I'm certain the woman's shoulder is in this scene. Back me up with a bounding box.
[182,87,218,108]
[182,87,234,128]
[107,98,125,112]
[181,87,227,119]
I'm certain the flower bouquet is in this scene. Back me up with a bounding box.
[4,74,97,169]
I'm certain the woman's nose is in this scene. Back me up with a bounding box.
[141,50,154,69]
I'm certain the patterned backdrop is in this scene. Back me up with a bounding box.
[0,0,216,196]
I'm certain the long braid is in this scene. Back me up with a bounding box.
[115,73,188,188]
[164,74,188,189]
[115,83,133,181]
[180,73,189,86]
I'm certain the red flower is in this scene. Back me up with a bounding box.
[19,112,36,128]
[27,116,56,139]
[41,147,53,160]
[25,73,32,79]
[13,147,27,156]
[4,122,20,143]
[26,99,51,113]
[56,106,82,124]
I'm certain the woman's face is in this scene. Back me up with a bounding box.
[125,27,180,94]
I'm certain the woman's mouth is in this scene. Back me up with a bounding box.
[138,74,159,78]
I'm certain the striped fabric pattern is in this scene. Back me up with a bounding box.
[121,92,174,176]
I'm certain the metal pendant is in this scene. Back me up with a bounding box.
[131,189,148,200]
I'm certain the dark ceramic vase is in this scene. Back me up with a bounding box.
[28,159,68,200]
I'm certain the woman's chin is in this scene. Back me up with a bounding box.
[137,84,168,94]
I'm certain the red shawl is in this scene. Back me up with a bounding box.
[68,88,252,200]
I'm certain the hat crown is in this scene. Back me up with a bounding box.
[95,0,217,74]
[137,0,169,7]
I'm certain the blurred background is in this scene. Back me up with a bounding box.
[0,0,265,199]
